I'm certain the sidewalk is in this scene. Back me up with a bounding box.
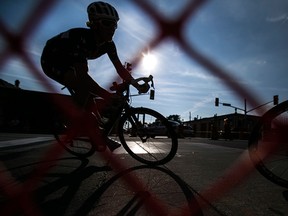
[0,133,54,149]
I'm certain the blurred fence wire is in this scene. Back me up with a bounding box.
[0,0,285,215]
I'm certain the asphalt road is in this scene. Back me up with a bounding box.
[0,134,287,215]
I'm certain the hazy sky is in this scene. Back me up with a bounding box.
[1,0,288,121]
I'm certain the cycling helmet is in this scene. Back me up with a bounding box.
[87,1,119,22]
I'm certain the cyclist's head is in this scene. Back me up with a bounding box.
[87,2,119,27]
[86,2,119,41]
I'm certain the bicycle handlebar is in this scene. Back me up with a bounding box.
[132,75,154,86]
[110,75,154,94]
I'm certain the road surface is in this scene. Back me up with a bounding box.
[0,134,287,215]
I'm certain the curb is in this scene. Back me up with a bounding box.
[0,136,54,150]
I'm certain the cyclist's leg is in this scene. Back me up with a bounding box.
[42,60,107,151]
[62,64,122,152]
[63,63,112,104]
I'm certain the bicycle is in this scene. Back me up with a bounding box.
[54,75,178,166]
[248,100,288,188]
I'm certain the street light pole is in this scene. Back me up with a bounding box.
[222,103,245,114]
[214,96,279,139]
[244,99,247,115]
[215,95,279,115]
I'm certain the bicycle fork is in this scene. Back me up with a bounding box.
[127,113,148,143]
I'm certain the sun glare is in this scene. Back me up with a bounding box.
[142,52,157,72]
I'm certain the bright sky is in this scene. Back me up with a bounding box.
[1,0,288,121]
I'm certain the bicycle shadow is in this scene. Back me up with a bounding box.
[0,156,91,181]
[34,157,112,216]
[74,165,203,216]
[283,190,288,202]
[35,162,203,215]
[1,154,203,215]
[0,155,110,215]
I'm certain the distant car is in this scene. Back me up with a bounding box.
[179,125,194,137]
[147,120,180,138]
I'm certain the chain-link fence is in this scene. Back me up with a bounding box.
[0,0,287,215]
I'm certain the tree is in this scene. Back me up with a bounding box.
[167,114,181,123]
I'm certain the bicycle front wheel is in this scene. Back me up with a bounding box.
[118,107,178,165]
[248,100,288,188]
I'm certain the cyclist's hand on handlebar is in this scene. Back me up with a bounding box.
[131,75,153,94]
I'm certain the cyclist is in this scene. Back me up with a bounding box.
[41,1,148,151]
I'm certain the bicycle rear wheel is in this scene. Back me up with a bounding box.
[118,107,178,165]
[53,120,96,158]
[248,100,288,188]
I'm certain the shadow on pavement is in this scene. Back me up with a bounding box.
[36,158,111,216]
[75,165,203,216]
[0,153,203,215]
[283,190,288,202]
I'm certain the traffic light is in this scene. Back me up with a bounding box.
[273,95,279,105]
[215,97,219,106]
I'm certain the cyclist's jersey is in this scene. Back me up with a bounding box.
[42,28,118,66]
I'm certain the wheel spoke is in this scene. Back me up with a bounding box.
[118,107,178,165]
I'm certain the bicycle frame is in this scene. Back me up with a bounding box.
[57,75,178,165]
[97,80,151,142]
[65,76,154,138]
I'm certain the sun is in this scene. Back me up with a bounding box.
[142,52,157,72]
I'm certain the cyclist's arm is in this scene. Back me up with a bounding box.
[106,42,140,89]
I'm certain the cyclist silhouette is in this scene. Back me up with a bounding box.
[41,1,148,151]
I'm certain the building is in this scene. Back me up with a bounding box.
[0,79,72,133]
[183,113,260,140]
